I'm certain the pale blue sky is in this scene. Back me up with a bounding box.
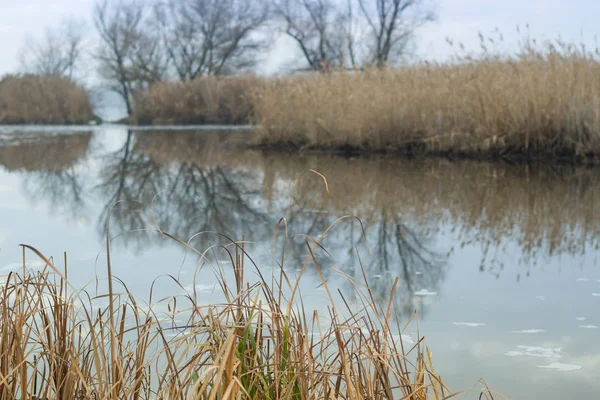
[1,0,599,77]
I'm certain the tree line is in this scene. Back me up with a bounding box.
[19,0,435,116]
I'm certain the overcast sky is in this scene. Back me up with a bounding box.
[1,0,599,78]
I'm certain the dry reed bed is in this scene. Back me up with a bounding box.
[253,47,600,160]
[0,74,95,125]
[0,238,494,399]
[134,76,263,125]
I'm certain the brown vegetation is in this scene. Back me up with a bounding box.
[133,76,263,125]
[253,44,600,161]
[0,238,493,399]
[0,74,94,124]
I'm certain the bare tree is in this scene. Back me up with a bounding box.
[357,0,435,67]
[273,0,352,71]
[20,19,86,79]
[275,0,434,71]
[154,0,270,80]
[94,0,168,116]
[128,28,170,88]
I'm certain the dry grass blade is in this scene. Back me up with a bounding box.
[0,226,493,399]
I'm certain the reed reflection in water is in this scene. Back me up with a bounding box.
[5,129,599,318]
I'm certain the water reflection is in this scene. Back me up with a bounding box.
[133,131,453,315]
[1,131,92,219]
[5,130,600,264]
[96,131,270,250]
[5,129,600,281]
[2,128,600,398]
[0,131,91,172]
[240,152,600,270]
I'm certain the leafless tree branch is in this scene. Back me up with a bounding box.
[273,0,352,71]
[94,0,168,115]
[357,0,435,67]
[20,19,86,79]
[155,0,270,80]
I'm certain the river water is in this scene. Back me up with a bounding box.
[0,126,598,399]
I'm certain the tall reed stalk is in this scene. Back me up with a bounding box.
[0,231,493,399]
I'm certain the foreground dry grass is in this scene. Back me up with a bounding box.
[0,235,493,399]
[0,74,95,125]
[0,235,492,399]
[134,76,263,125]
[253,44,600,161]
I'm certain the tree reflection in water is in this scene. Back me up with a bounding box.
[0,130,451,318]
[0,132,92,221]
[105,131,447,317]
[95,131,270,251]
[286,212,446,319]
[13,129,600,319]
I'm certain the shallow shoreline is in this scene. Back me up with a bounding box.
[3,122,599,165]
[247,142,600,166]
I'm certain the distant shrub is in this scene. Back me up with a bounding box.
[0,74,95,124]
[134,75,263,125]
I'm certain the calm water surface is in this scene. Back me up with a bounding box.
[0,126,599,399]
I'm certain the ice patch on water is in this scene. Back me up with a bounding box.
[2,262,23,271]
[1,261,46,271]
[505,345,562,358]
[579,325,599,329]
[414,289,437,296]
[372,274,383,279]
[536,296,545,301]
[453,322,485,327]
[592,293,600,297]
[339,329,415,346]
[576,278,590,282]
[390,334,416,346]
[511,329,545,334]
[415,271,423,275]
[576,317,587,321]
[183,283,216,293]
[537,362,582,372]
[29,260,46,267]
[0,203,37,210]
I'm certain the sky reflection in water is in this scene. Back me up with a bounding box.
[0,126,598,398]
